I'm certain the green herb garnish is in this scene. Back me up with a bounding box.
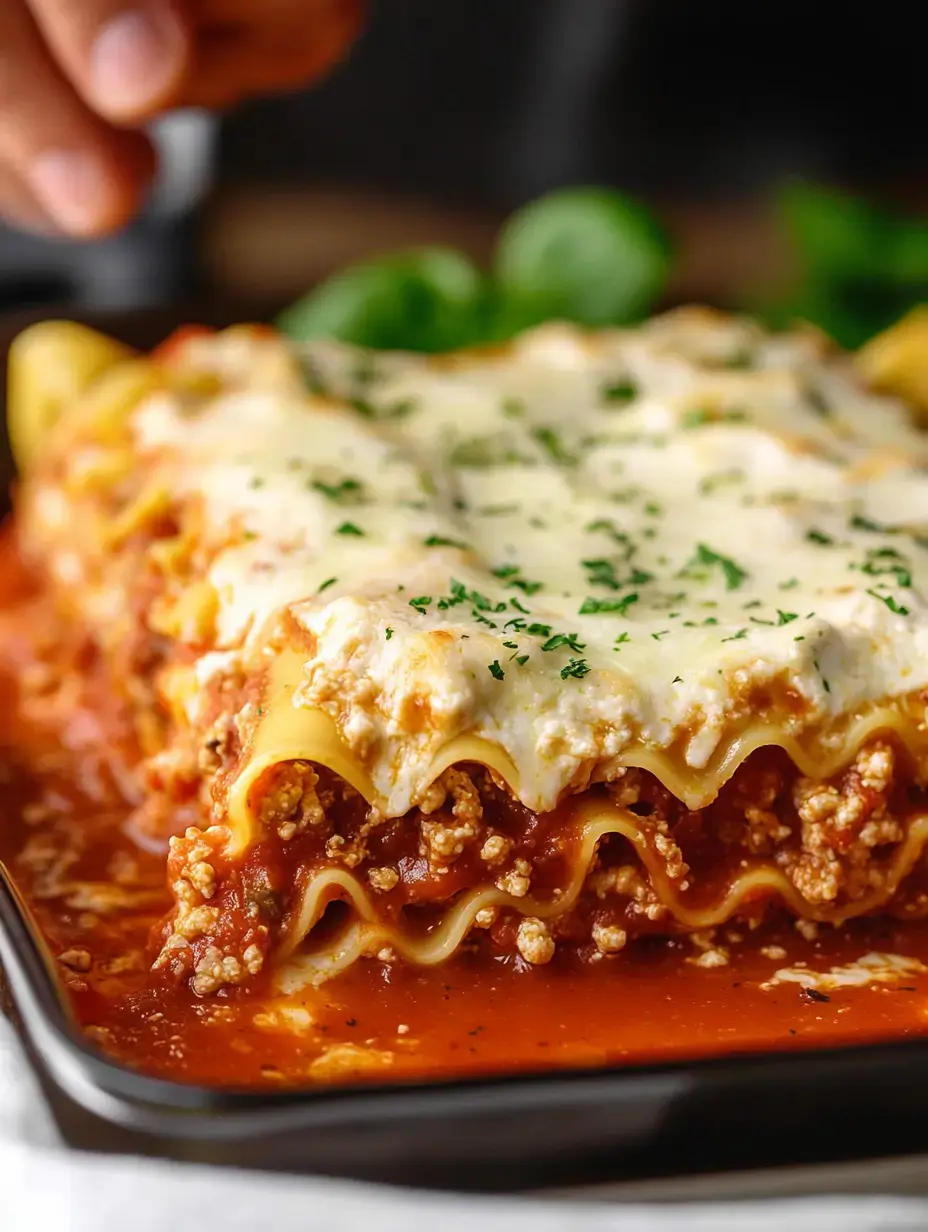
[560,658,591,680]
[311,476,364,503]
[601,378,638,405]
[425,534,469,549]
[806,528,834,546]
[579,594,638,616]
[686,543,749,591]
[541,632,586,654]
[868,589,910,616]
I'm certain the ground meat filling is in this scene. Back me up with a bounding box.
[154,735,928,989]
[788,741,904,904]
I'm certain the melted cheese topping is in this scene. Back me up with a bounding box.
[105,310,928,815]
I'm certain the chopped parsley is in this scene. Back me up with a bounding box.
[779,577,800,590]
[580,594,638,616]
[318,577,337,593]
[857,547,912,588]
[614,632,631,647]
[582,558,654,591]
[806,528,834,546]
[437,579,507,614]
[424,534,469,549]
[450,437,533,469]
[672,674,683,683]
[349,396,377,419]
[583,558,621,590]
[488,661,505,681]
[336,521,365,536]
[868,589,910,616]
[385,627,394,640]
[560,658,590,680]
[850,513,892,533]
[601,377,638,406]
[721,628,749,642]
[248,475,265,489]
[813,657,831,693]
[409,596,432,613]
[585,520,636,559]
[501,397,526,419]
[685,543,749,591]
[541,632,586,654]
[491,565,544,595]
[749,609,800,628]
[532,425,578,466]
[311,476,364,503]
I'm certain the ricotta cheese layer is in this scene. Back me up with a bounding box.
[129,308,928,815]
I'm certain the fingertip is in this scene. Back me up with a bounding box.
[89,6,190,121]
[26,131,156,239]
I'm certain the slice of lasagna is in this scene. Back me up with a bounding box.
[10,308,928,995]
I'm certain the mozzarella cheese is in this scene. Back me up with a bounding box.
[127,308,928,816]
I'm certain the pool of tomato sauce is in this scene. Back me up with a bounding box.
[3,527,928,1089]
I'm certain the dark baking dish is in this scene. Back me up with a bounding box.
[2,306,928,1195]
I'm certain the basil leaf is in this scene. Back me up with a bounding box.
[277,247,486,353]
[492,187,672,332]
[779,181,928,287]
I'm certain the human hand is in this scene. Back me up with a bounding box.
[0,0,363,238]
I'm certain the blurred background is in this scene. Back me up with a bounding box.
[1,0,925,321]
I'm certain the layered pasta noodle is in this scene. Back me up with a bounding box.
[11,308,928,995]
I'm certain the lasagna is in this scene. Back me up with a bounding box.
[9,307,928,1002]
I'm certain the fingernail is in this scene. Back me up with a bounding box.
[90,7,187,117]
[28,149,114,236]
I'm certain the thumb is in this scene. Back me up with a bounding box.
[28,1,191,122]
